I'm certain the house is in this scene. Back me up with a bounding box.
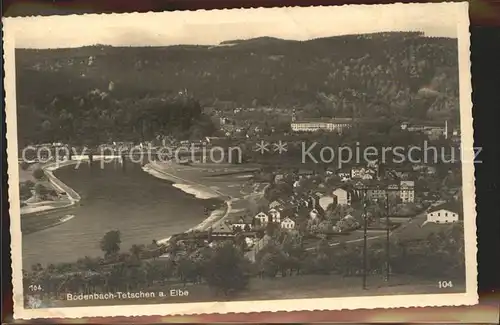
[426,166,437,175]
[332,188,350,206]
[268,208,281,223]
[343,214,355,221]
[254,212,269,225]
[290,117,354,133]
[211,223,235,238]
[351,180,368,198]
[297,169,314,178]
[400,180,415,203]
[230,215,254,232]
[307,193,321,209]
[351,166,376,179]
[337,171,351,182]
[351,166,365,179]
[280,217,296,230]
[367,186,386,201]
[362,173,374,180]
[269,200,284,210]
[386,183,400,199]
[309,209,320,219]
[426,202,461,223]
[421,191,441,204]
[319,195,335,210]
[274,174,285,183]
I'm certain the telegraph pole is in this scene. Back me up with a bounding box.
[362,190,368,290]
[385,192,390,282]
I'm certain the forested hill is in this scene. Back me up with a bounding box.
[15,32,459,145]
[17,32,458,107]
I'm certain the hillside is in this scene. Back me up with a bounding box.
[15,32,460,144]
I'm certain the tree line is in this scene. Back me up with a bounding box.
[23,222,465,305]
[16,89,216,147]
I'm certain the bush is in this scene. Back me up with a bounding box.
[19,181,35,201]
[20,162,31,171]
[34,183,50,199]
[32,168,45,180]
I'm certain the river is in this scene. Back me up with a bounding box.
[22,160,220,268]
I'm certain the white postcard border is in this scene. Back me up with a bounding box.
[4,2,477,319]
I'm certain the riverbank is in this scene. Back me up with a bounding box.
[20,160,82,216]
[143,162,235,245]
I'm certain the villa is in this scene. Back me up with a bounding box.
[309,208,320,219]
[280,217,296,230]
[230,215,254,232]
[332,188,351,206]
[254,212,269,225]
[210,223,235,238]
[268,208,281,223]
[426,202,461,224]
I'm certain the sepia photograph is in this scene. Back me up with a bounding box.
[4,3,477,318]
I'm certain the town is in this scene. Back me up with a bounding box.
[19,110,465,304]
[16,31,467,305]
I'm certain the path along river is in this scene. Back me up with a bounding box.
[22,160,220,268]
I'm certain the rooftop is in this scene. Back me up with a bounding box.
[292,118,354,124]
[428,201,462,214]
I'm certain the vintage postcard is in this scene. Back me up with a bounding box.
[4,2,477,319]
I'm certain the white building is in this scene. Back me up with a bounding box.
[268,208,281,223]
[254,212,269,225]
[309,208,320,219]
[426,202,460,223]
[319,195,334,211]
[290,118,353,133]
[211,223,234,238]
[351,167,376,179]
[332,188,351,206]
[400,180,415,203]
[230,216,253,232]
[337,171,351,180]
[280,217,296,230]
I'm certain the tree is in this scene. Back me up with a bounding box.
[20,162,30,171]
[177,256,200,285]
[100,230,121,258]
[34,183,49,200]
[265,221,279,237]
[130,244,145,259]
[203,241,251,296]
[32,168,45,181]
[19,181,34,201]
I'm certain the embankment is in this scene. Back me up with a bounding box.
[143,162,234,245]
[21,160,81,217]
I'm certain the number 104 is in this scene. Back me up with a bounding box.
[438,281,453,288]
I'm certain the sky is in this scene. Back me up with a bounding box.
[3,3,467,49]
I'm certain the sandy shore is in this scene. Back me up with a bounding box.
[143,162,239,245]
[20,160,83,216]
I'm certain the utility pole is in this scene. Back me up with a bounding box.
[362,190,368,290]
[385,192,390,282]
